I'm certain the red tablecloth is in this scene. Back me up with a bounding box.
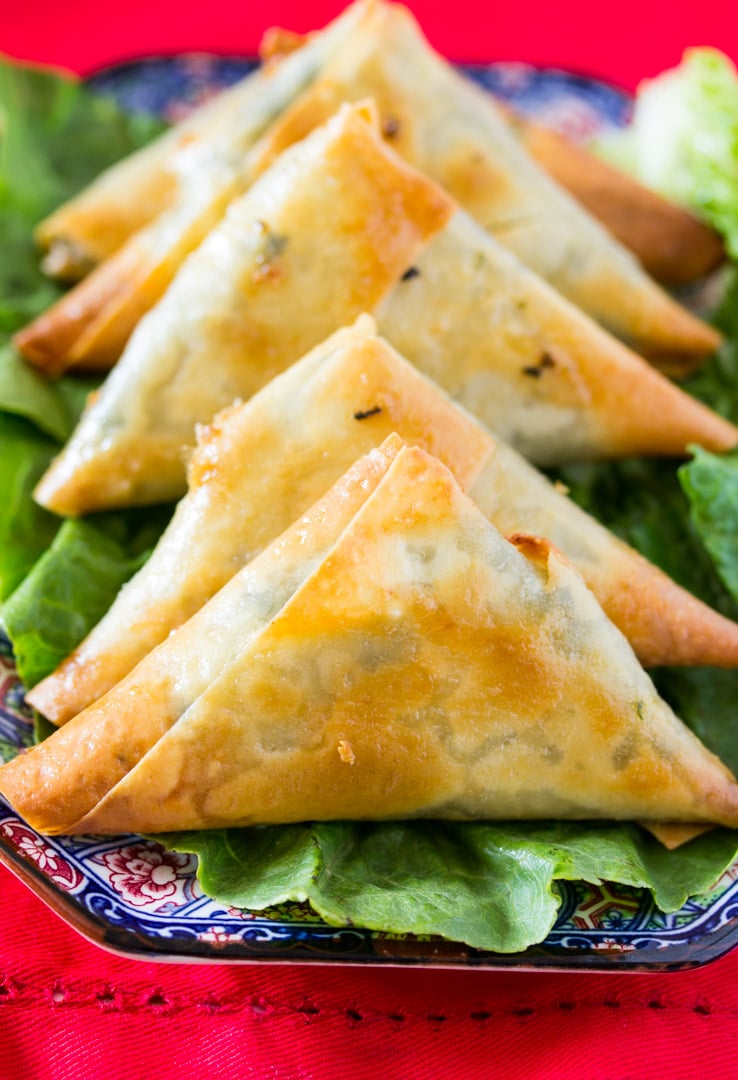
[3,2,738,1076]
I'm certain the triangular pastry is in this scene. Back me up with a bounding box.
[258,1,720,371]
[27,318,738,726]
[17,2,375,374]
[32,0,370,278]
[375,212,735,466]
[0,436,408,833]
[32,109,737,516]
[3,439,738,835]
[20,1,719,376]
[33,103,453,513]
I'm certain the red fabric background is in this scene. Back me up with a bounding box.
[1,0,737,90]
[3,1,738,1076]
[3,867,738,1079]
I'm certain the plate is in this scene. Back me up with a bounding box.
[2,56,738,970]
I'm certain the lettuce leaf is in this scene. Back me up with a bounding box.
[596,49,738,256]
[679,447,738,605]
[162,822,738,953]
[2,507,170,688]
[0,414,59,603]
[0,55,167,621]
[0,54,164,429]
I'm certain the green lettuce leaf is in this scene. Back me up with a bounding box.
[2,507,170,688]
[0,54,165,434]
[0,414,59,603]
[683,269,738,424]
[162,822,738,953]
[0,344,93,441]
[595,48,738,255]
[679,447,738,604]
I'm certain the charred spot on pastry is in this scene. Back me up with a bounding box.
[353,405,383,420]
[522,352,556,378]
[401,266,421,281]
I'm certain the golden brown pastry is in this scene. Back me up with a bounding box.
[375,212,735,465]
[27,318,738,726]
[4,439,738,835]
[32,106,737,517]
[32,0,371,279]
[19,1,719,376]
[33,104,453,514]
[15,3,377,375]
[254,0,719,370]
[511,115,725,289]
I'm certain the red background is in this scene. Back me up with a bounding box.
[3,1,738,1076]
[2,0,737,89]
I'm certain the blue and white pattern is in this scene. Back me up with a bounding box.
[88,55,632,141]
[1,58,735,970]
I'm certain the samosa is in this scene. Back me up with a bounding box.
[27,318,738,728]
[19,1,719,375]
[32,107,737,517]
[3,438,738,835]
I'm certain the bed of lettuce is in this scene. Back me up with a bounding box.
[3,54,738,954]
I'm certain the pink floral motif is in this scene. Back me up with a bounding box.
[16,833,60,873]
[1,820,85,892]
[226,906,260,921]
[198,927,244,945]
[99,844,194,908]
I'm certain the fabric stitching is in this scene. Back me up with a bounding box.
[0,980,721,1020]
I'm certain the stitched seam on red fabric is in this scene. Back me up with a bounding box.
[0,981,721,1019]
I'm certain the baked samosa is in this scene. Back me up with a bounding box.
[19,1,719,376]
[510,115,725,288]
[254,0,719,371]
[27,317,738,727]
[32,0,370,281]
[4,439,738,835]
[263,23,727,288]
[33,103,453,513]
[16,2,376,375]
[32,108,737,517]
[375,213,735,466]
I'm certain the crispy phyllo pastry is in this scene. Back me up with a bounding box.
[256,0,720,371]
[19,1,719,376]
[28,319,738,726]
[376,213,735,465]
[32,0,370,280]
[33,104,453,513]
[15,3,374,376]
[32,109,737,517]
[511,116,725,288]
[4,439,738,835]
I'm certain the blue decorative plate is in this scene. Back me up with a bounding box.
[2,56,736,970]
[88,53,632,139]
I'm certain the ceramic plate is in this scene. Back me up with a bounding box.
[2,57,738,970]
